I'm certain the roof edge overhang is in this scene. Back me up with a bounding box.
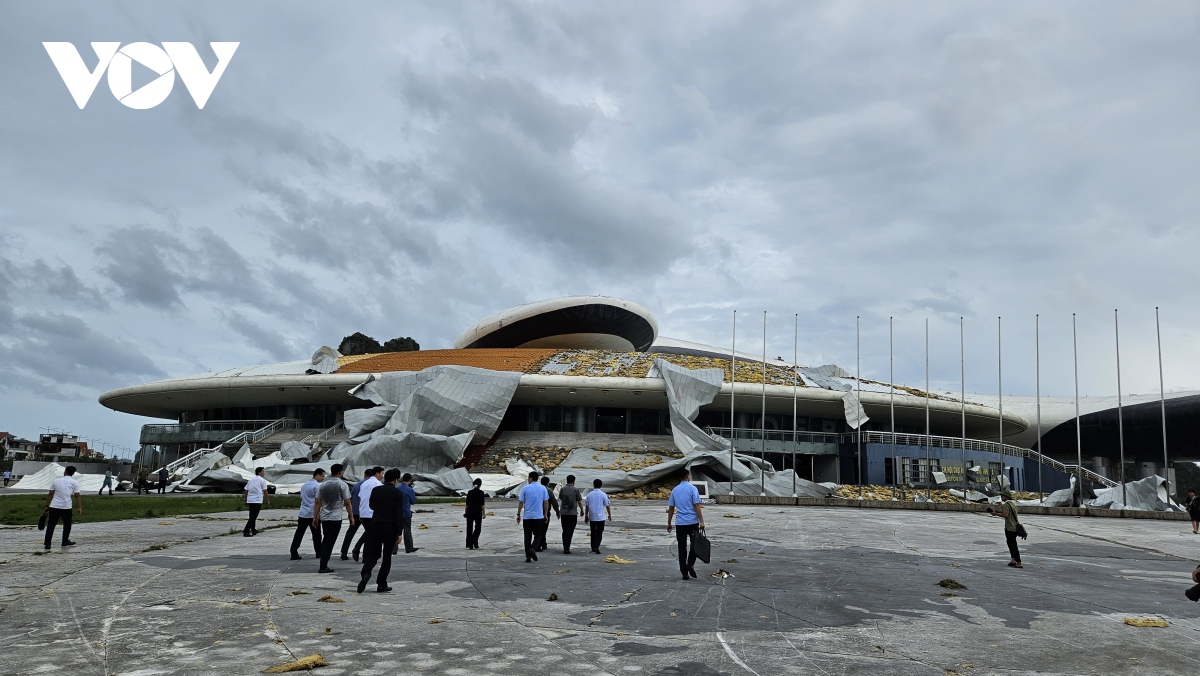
[100,372,1026,435]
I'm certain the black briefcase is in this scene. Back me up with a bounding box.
[37,510,48,531]
[692,528,711,564]
[1186,584,1200,603]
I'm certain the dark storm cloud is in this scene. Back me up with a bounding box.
[216,309,297,362]
[95,226,189,309]
[0,311,165,396]
[0,1,1196,448]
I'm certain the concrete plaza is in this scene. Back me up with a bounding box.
[2,500,1199,675]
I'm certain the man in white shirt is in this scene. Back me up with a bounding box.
[351,467,384,561]
[243,467,270,537]
[516,471,549,563]
[290,468,325,561]
[42,466,81,549]
[583,479,612,554]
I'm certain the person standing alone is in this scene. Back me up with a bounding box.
[666,470,705,580]
[290,468,325,560]
[43,466,81,549]
[3,469,11,487]
[989,490,1024,568]
[516,471,549,562]
[316,463,353,573]
[358,469,404,594]
[558,475,583,554]
[157,466,170,494]
[99,469,114,496]
[1186,489,1200,535]
[583,479,612,554]
[464,478,486,549]
[243,467,270,536]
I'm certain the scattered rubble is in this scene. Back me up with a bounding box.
[1124,617,1168,628]
[263,654,327,673]
[603,555,636,564]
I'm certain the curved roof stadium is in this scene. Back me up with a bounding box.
[100,295,1027,441]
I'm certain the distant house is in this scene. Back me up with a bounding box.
[1,432,37,461]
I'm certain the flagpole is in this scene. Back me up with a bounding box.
[857,315,863,499]
[890,317,895,491]
[998,317,1004,489]
[1036,314,1042,504]
[925,318,930,500]
[761,311,767,497]
[1080,314,1089,504]
[1156,307,1170,505]
[960,316,966,503]
[729,310,736,496]
[1115,309,1126,505]
[792,313,798,497]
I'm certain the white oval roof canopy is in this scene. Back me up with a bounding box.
[454,296,659,351]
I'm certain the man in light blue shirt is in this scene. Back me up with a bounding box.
[584,479,612,554]
[516,471,549,562]
[667,469,705,580]
[290,468,325,561]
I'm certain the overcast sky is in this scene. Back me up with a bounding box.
[1,1,1197,456]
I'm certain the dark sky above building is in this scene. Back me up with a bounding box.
[1,1,1196,454]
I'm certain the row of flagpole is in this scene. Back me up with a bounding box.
[725,308,1172,504]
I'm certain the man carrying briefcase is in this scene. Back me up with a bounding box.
[667,469,707,581]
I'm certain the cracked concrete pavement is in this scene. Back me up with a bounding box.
[2,501,1200,674]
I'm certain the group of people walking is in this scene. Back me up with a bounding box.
[246,463,709,591]
[515,472,614,561]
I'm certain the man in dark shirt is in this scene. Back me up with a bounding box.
[157,466,169,494]
[464,478,486,549]
[534,476,559,552]
[358,469,404,594]
[557,475,584,554]
[398,473,419,554]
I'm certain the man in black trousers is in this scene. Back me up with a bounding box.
[534,475,559,552]
[358,469,404,594]
[558,475,583,554]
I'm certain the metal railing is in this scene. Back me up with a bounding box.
[141,419,299,445]
[845,430,1118,488]
[705,427,840,455]
[301,420,345,445]
[162,418,301,476]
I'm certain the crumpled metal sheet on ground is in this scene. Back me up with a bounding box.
[179,365,521,494]
[544,447,831,498]
[1089,475,1174,511]
[10,463,108,493]
[1014,475,1176,511]
[279,441,313,462]
[344,405,397,439]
